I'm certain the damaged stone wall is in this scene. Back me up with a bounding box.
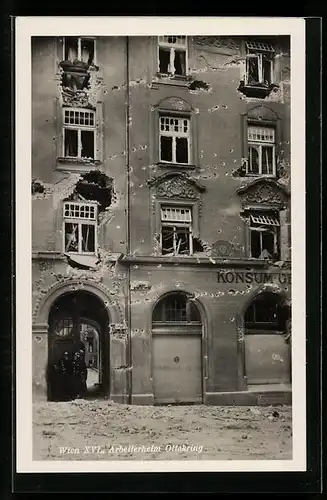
[32,36,129,327]
[127,36,291,260]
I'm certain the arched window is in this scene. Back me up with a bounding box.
[153,292,201,323]
[244,293,287,332]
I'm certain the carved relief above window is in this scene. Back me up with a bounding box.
[237,179,289,208]
[237,179,290,263]
[148,173,206,256]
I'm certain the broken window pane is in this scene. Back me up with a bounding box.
[262,55,272,84]
[160,136,173,162]
[159,47,170,73]
[193,236,204,253]
[176,137,188,163]
[64,129,78,157]
[81,130,94,159]
[248,145,259,174]
[161,226,175,255]
[174,50,186,75]
[176,227,190,254]
[261,231,275,258]
[261,146,273,174]
[81,39,95,65]
[65,223,79,252]
[81,224,95,252]
[247,55,259,84]
[250,230,261,258]
[65,37,78,61]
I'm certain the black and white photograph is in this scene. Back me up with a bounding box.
[15,16,306,473]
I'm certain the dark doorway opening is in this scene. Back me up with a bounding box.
[47,290,109,401]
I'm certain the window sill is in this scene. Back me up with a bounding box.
[57,157,101,172]
[156,161,196,170]
[245,173,276,179]
[152,74,192,88]
[237,82,279,99]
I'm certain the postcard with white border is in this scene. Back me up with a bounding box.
[15,16,306,474]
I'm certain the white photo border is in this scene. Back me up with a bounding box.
[15,16,306,473]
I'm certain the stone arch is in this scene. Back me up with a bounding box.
[236,286,291,389]
[151,288,208,329]
[33,279,124,327]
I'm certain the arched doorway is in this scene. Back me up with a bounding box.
[47,290,109,401]
[243,292,291,387]
[152,292,203,404]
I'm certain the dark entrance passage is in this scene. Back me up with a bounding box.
[47,290,109,401]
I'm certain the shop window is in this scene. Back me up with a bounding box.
[63,201,97,255]
[245,295,284,331]
[159,115,190,164]
[160,205,194,255]
[247,125,276,176]
[249,211,280,260]
[63,107,96,160]
[153,292,201,323]
[157,36,187,77]
[63,37,95,65]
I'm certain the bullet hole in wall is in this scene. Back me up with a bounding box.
[32,179,45,194]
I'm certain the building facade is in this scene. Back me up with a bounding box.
[32,35,292,405]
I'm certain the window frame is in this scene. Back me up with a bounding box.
[154,198,200,257]
[157,36,188,77]
[248,210,281,260]
[244,42,275,87]
[152,293,201,324]
[159,114,191,165]
[62,36,97,65]
[247,125,276,176]
[160,204,193,256]
[62,107,96,161]
[62,201,98,256]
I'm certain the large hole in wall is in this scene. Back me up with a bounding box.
[69,170,114,213]
[63,170,114,270]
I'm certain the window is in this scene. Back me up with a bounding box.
[153,293,201,323]
[63,201,97,254]
[63,107,96,160]
[249,211,280,260]
[63,37,95,65]
[247,125,276,176]
[158,36,187,76]
[245,293,286,331]
[160,206,193,255]
[54,318,74,337]
[245,41,275,87]
[159,116,190,164]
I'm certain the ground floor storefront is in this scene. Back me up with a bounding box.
[32,257,292,406]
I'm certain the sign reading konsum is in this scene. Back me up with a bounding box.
[217,270,291,285]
